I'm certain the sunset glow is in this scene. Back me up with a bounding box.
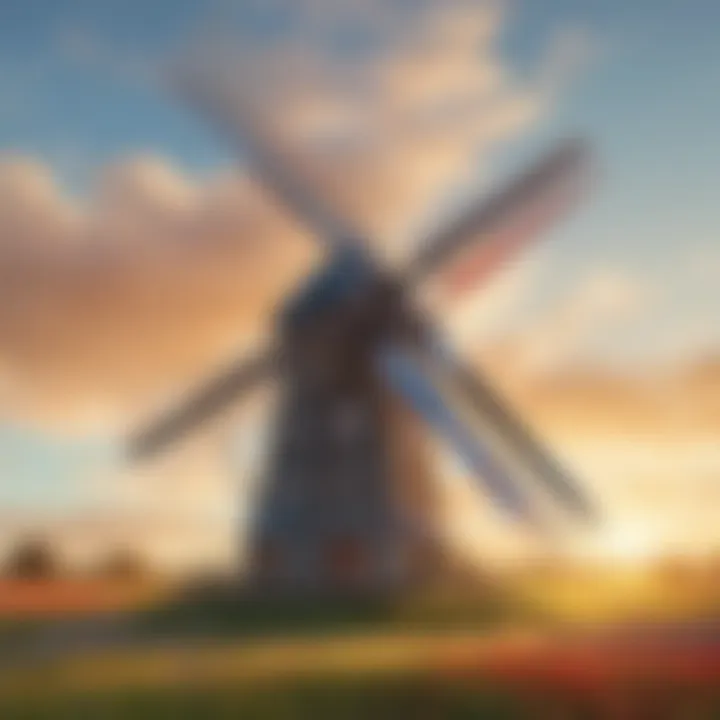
[583,521,660,565]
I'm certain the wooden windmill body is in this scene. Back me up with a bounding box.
[245,257,445,594]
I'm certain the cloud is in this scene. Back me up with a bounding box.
[181,0,557,254]
[0,154,321,432]
[502,267,651,377]
[0,0,570,433]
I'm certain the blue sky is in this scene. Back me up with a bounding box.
[2,0,718,263]
[0,0,719,520]
[2,1,718,297]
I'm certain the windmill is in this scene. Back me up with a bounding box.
[127,80,597,595]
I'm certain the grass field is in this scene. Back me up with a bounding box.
[2,571,720,718]
[3,626,720,718]
[0,674,525,719]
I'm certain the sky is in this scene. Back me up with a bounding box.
[0,0,719,568]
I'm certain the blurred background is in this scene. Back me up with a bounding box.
[0,0,719,715]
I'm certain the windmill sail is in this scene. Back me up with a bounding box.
[421,337,595,521]
[128,349,277,461]
[407,139,591,299]
[176,70,361,249]
[376,344,541,524]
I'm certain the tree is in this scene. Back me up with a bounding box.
[4,537,59,580]
[95,548,149,581]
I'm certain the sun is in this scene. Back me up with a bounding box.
[577,521,660,565]
[602,524,656,561]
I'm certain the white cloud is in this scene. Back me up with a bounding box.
[180,0,557,253]
[511,267,651,376]
[0,154,317,432]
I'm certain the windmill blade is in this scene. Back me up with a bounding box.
[422,334,596,522]
[127,348,278,462]
[376,344,542,525]
[407,138,592,297]
[176,69,361,250]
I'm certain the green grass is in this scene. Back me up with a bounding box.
[131,581,537,644]
[0,674,524,719]
[4,577,720,719]
[0,585,543,718]
[4,671,720,719]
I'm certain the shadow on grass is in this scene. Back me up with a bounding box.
[131,578,542,642]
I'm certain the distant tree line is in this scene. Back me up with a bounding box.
[1,536,150,581]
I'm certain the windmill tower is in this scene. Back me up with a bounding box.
[245,251,446,593]
[128,85,597,596]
